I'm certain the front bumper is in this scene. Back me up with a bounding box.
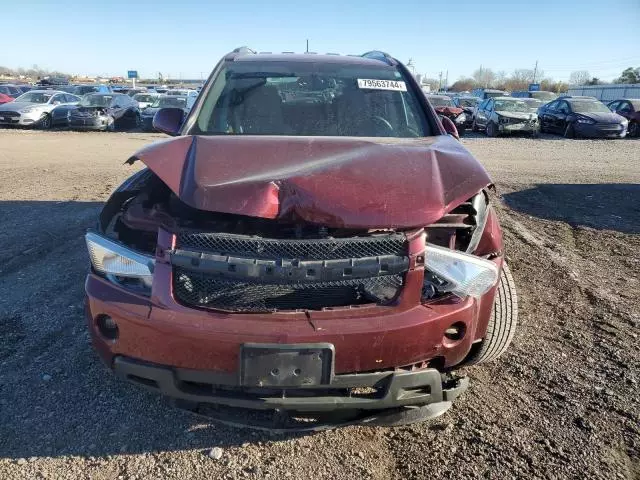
[0,111,43,126]
[69,116,109,130]
[575,123,626,138]
[113,355,468,413]
[499,122,538,134]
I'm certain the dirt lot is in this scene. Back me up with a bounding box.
[0,130,638,480]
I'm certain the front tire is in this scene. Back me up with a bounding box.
[464,263,518,365]
[564,122,575,139]
[39,114,52,130]
[106,116,116,132]
[486,121,498,137]
[629,121,638,138]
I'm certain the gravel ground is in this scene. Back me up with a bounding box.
[0,130,638,479]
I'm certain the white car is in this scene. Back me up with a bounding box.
[0,90,80,128]
[132,92,160,110]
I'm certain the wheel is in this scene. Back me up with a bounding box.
[531,128,540,139]
[563,122,575,139]
[471,118,479,132]
[456,124,465,137]
[134,112,141,129]
[629,121,639,138]
[106,116,116,132]
[39,114,52,130]
[486,121,498,137]
[464,263,518,365]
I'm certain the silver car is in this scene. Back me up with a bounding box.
[472,96,539,137]
[0,90,80,128]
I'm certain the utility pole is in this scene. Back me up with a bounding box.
[445,70,448,91]
[438,71,443,91]
[533,60,538,83]
[306,39,309,53]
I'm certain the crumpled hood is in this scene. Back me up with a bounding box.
[128,135,492,228]
[71,106,110,116]
[434,106,464,117]
[495,111,535,121]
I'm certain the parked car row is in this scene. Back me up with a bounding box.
[425,90,638,139]
[0,89,196,132]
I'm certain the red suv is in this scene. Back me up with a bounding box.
[85,48,518,429]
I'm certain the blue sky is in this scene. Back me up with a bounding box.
[3,0,639,82]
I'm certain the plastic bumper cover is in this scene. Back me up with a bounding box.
[113,355,468,412]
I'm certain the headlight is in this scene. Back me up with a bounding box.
[424,244,499,298]
[620,118,628,125]
[576,117,595,124]
[455,113,466,124]
[85,232,154,290]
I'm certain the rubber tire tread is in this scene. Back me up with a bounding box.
[467,263,518,364]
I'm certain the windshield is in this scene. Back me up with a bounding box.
[522,98,543,111]
[427,96,454,107]
[570,100,611,114]
[134,94,157,103]
[191,61,428,137]
[494,99,530,113]
[74,86,98,95]
[456,98,478,107]
[79,94,113,107]
[14,92,54,103]
[530,91,557,101]
[151,96,188,108]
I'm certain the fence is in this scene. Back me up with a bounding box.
[566,84,640,101]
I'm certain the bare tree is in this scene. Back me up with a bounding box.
[472,67,496,87]
[569,70,590,86]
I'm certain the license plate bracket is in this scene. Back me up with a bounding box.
[240,343,334,387]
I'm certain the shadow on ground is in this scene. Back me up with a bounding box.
[502,183,640,234]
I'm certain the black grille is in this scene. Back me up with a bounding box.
[0,111,20,118]
[173,267,403,312]
[177,231,407,260]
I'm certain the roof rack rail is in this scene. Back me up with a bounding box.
[361,51,396,66]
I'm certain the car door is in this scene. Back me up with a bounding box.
[539,100,557,131]
[476,99,492,128]
[110,95,124,121]
[554,100,571,132]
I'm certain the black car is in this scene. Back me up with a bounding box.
[538,97,628,138]
[68,93,140,131]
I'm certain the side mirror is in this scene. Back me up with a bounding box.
[153,107,184,136]
[440,115,459,140]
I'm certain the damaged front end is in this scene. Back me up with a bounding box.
[69,106,113,130]
[85,134,504,429]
